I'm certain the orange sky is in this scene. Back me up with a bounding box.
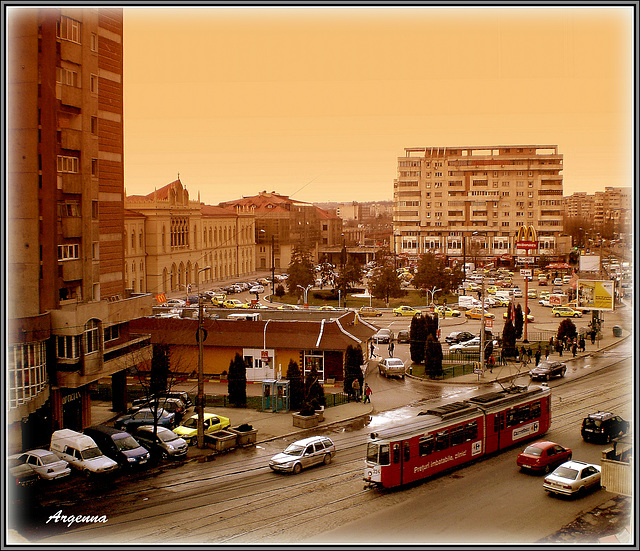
[123,5,635,205]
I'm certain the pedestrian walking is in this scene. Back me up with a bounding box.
[363,383,372,404]
[572,342,577,357]
[579,337,586,353]
[545,346,550,360]
[388,341,395,357]
[590,331,596,345]
[558,341,563,357]
[351,378,361,402]
[488,354,495,373]
[527,348,532,361]
[535,349,541,366]
[520,346,526,361]
[370,342,376,359]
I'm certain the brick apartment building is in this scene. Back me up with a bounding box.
[7,7,152,451]
[393,145,570,267]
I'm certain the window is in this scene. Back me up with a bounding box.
[91,159,98,176]
[92,242,99,260]
[91,32,98,51]
[56,66,78,87]
[104,324,120,342]
[56,16,81,43]
[91,116,98,134]
[92,201,98,219]
[139,231,143,248]
[85,319,100,354]
[8,342,47,408]
[58,244,79,260]
[419,435,434,456]
[435,430,449,452]
[90,74,98,93]
[56,335,80,359]
[57,155,79,173]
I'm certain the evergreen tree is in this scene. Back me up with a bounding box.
[557,318,578,342]
[424,313,439,339]
[369,262,404,306]
[305,365,325,407]
[335,257,363,295]
[409,315,427,364]
[343,345,364,399]
[424,334,444,377]
[227,353,247,407]
[286,359,304,410]
[412,253,464,296]
[514,303,524,339]
[502,319,517,359]
[286,244,315,295]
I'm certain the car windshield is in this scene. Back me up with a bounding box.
[283,444,305,456]
[158,431,179,443]
[387,359,404,366]
[182,417,199,429]
[40,453,60,465]
[523,446,543,457]
[81,447,104,460]
[114,435,141,451]
[553,466,578,480]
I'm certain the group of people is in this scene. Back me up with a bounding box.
[370,341,394,359]
[350,378,372,403]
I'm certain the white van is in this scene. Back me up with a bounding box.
[227,312,262,321]
[50,429,118,476]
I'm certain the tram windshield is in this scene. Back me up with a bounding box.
[367,443,389,465]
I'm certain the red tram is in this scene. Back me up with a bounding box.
[364,385,551,488]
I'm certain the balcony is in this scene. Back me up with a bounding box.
[61,259,83,281]
[60,40,83,64]
[60,173,83,194]
[61,128,82,150]
[61,85,83,108]
[61,216,83,238]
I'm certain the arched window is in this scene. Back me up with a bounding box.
[85,319,100,354]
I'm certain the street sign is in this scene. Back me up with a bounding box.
[520,269,532,277]
[484,318,494,330]
[516,241,538,250]
[261,350,270,361]
[517,256,535,264]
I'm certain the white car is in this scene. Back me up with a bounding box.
[512,288,523,298]
[12,449,71,481]
[449,336,498,353]
[378,357,405,379]
[164,298,186,307]
[543,460,601,497]
[269,436,336,474]
[249,285,265,294]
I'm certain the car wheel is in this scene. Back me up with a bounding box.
[568,453,572,461]
[561,368,566,377]
[544,374,549,381]
[555,313,560,317]
[577,486,587,497]
[293,463,302,475]
[574,314,579,318]
[323,454,332,465]
[161,450,168,460]
[544,464,551,474]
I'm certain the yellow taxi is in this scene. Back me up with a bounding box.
[434,306,461,317]
[465,308,495,320]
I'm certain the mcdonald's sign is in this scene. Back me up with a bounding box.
[516,225,538,250]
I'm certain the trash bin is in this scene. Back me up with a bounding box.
[612,325,622,337]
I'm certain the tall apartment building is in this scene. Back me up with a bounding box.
[564,187,632,238]
[124,179,257,295]
[393,145,568,265]
[7,8,152,451]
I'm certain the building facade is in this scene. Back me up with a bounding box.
[564,187,632,236]
[393,145,568,266]
[7,7,152,451]
[218,191,343,270]
[124,179,256,297]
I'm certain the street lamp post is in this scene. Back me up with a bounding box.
[297,284,312,308]
[196,266,211,449]
[425,287,441,310]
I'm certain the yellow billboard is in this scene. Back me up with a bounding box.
[577,280,614,311]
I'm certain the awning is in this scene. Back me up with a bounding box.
[546,263,570,269]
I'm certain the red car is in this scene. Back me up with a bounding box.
[517,441,572,474]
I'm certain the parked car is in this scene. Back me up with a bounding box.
[512,288,523,298]
[114,408,176,431]
[392,305,422,317]
[552,306,583,318]
[562,275,572,284]
[529,360,567,381]
[378,357,406,379]
[12,449,71,481]
[517,441,573,474]
[133,391,192,409]
[465,308,495,320]
[129,397,187,423]
[503,311,535,322]
[528,289,537,298]
[373,328,394,344]
[83,426,151,469]
[173,412,231,446]
[358,306,382,318]
[434,306,461,317]
[396,330,410,343]
[49,429,119,476]
[543,460,601,497]
[133,425,189,459]
[164,298,186,307]
[269,436,336,474]
[8,455,40,488]
[249,285,265,294]
[445,331,475,345]
[449,336,497,353]
[553,278,563,286]
[581,412,629,443]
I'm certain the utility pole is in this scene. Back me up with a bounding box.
[196,266,211,449]
[480,275,485,375]
[271,234,275,301]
